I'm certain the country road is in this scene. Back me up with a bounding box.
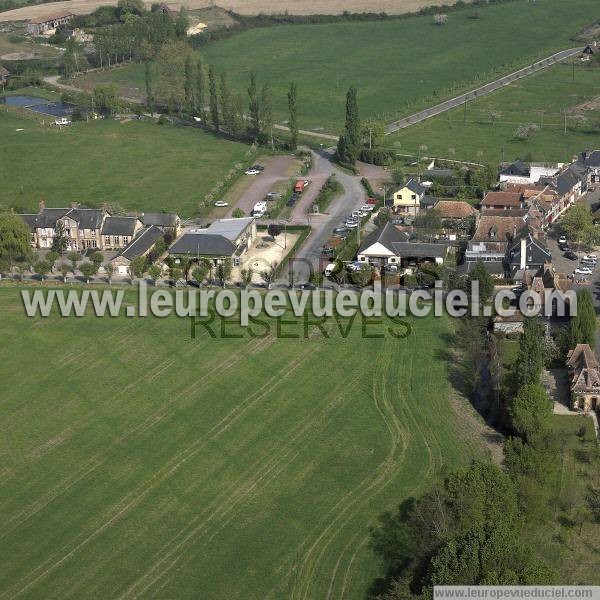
[386,47,582,133]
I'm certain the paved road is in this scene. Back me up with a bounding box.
[280,149,367,284]
[386,47,582,134]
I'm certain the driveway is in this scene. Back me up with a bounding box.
[279,150,367,284]
[225,155,299,217]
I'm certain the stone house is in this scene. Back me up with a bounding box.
[567,344,600,413]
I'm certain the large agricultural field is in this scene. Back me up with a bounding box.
[386,61,600,164]
[0,286,484,599]
[73,0,599,133]
[0,100,252,216]
[0,0,474,21]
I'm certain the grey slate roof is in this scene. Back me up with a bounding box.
[580,150,600,167]
[140,212,179,228]
[404,178,426,196]
[34,206,104,229]
[390,242,448,259]
[119,226,163,261]
[358,222,410,254]
[18,214,39,231]
[169,233,236,257]
[102,216,139,236]
[499,160,530,177]
[507,231,551,268]
[203,217,254,240]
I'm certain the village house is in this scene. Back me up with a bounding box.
[464,213,527,276]
[481,191,525,211]
[498,160,562,185]
[19,202,107,250]
[392,179,426,216]
[567,344,600,413]
[357,222,448,267]
[575,150,600,187]
[27,12,74,35]
[101,216,143,250]
[111,226,164,276]
[431,200,478,227]
[17,203,179,253]
[506,229,551,279]
[168,217,256,266]
[139,212,181,236]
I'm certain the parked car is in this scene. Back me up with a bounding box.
[575,267,593,276]
[558,235,567,245]
[345,221,359,229]
[366,197,378,205]
[361,204,374,212]
[333,227,348,235]
[383,264,399,272]
[266,191,281,199]
[245,168,260,175]
[564,250,577,260]
[250,164,265,171]
[298,283,317,290]
[214,200,228,207]
[347,262,364,272]
[582,254,597,262]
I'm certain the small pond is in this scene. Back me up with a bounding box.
[1,95,75,117]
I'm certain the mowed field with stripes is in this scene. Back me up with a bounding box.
[0,286,480,599]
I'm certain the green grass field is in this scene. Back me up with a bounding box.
[386,62,600,163]
[0,102,252,217]
[74,0,598,133]
[0,285,482,599]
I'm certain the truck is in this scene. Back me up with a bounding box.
[294,180,309,193]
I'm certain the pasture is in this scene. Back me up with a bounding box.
[72,0,598,134]
[0,285,482,599]
[0,102,252,217]
[385,61,600,164]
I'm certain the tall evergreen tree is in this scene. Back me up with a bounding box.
[515,316,545,389]
[287,82,298,150]
[208,64,219,131]
[247,72,260,139]
[196,58,206,123]
[570,288,596,349]
[261,82,274,149]
[144,61,154,116]
[220,72,234,133]
[183,55,194,115]
[337,86,361,164]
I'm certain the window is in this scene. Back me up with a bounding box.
[114,236,120,246]
[411,194,416,200]
[105,236,111,245]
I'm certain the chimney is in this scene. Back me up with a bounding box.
[38,199,45,212]
[520,237,527,270]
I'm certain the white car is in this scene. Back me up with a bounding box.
[245,168,260,175]
[558,235,567,244]
[582,254,597,262]
[345,221,359,229]
[214,200,229,207]
[575,267,593,276]
[361,205,374,212]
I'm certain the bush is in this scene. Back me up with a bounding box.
[358,147,395,166]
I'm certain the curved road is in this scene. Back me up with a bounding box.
[387,47,582,133]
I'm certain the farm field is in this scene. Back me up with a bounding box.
[0,285,483,600]
[0,101,252,217]
[0,30,61,61]
[385,62,600,164]
[71,0,599,134]
[0,0,474,21]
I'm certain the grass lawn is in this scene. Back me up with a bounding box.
[385,62,600,164]
[0,285,482,599]
[524,415,600,584]
[0,31,61,60]
[0,104,253,217]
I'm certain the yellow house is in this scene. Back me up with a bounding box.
[392,179,426,216]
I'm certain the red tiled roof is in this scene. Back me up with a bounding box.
[482,191,523,208]
[433,200,478,219]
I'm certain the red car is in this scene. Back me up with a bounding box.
[366,197,377,205]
